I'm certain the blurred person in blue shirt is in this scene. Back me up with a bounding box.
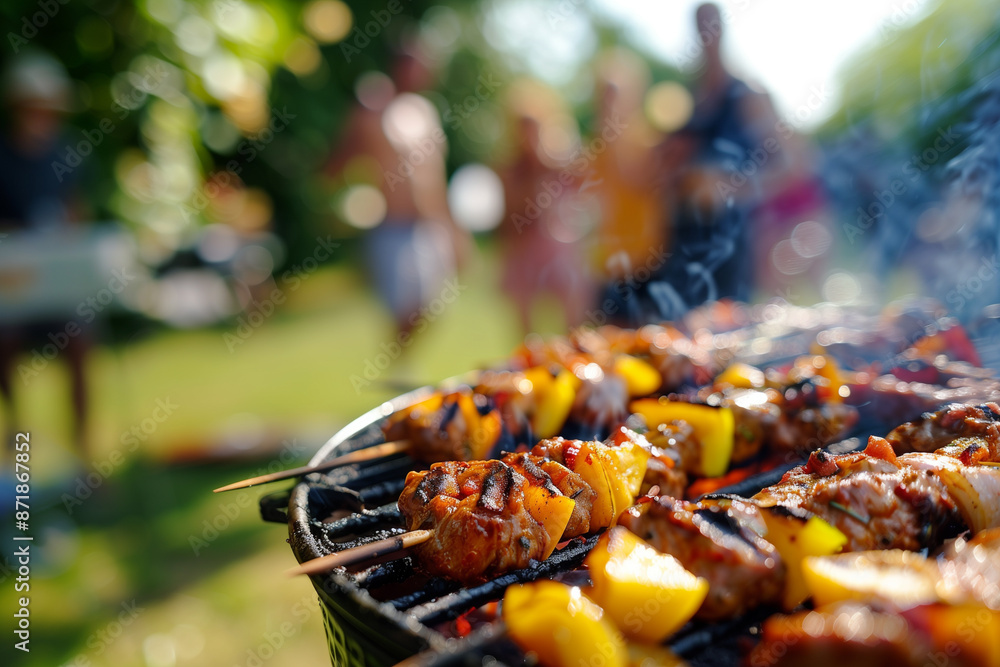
[0,52,91,458]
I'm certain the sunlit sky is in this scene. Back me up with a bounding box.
[590,0,936,129]
[486,0,937,131]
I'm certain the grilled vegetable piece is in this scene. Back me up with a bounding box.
[619,495,785,620]
[398,460,574,583]
[531,436,649,531]
[630,399,735,477]
[532,368,580,439]
[503,581,626,667]
[585,526,708,643]
[802,550,944,610]
[758,507,848,609]
[614,354,663,397]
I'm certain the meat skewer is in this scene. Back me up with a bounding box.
[217,315,993,493]
[621,426,1000,620]
[290,433,652,583]
[213,439,410,493]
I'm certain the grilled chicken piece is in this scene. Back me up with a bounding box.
[501,452,595,538]
[752,446,964,553]
[621,436,1000,620]
[398,460,554,583]
[384,392,492,463]
[619,495,785,620]
[751,529,1000,667]
[886,402,1000,462]
[711,385,859,463]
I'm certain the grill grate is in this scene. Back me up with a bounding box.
[271,328,1000,667]
[278,392,865,666]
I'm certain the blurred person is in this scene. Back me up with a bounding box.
[327,40,471,352]
[0,52,91,457]
[590,49,667,285]
[668,3,830,304]
[496,80,593,335]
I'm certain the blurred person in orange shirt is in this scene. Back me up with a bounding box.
[495,79,593,335]
[589,49,667,286]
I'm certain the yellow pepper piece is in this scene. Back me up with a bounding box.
[604,438,650,500]
[802,550,942,610]
[586,527,708,643]
[468,410,502,460]
[521,366,554,395]
[504,581,626,667]
[568,442,618,530]
[906,605,1000,666]
[521,487,576,559]
[533,369,580,439]
[455,391,481,438]
[614,355,662,397]
[630,399,735,477]
[760,508,848,609]
[714,362,765,389]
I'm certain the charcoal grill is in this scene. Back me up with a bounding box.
[261,386,866,667]
[257,309,1000,667]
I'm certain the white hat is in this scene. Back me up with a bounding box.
[3,51,72,111]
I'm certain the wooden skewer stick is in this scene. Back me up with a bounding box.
[213,440,411,493]
[287,529,433,576]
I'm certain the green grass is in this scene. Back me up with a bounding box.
[1,252,532,667]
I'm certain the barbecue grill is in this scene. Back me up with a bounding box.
[263,382,808,667]
[258,305,1000,667]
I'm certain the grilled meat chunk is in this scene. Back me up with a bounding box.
[887,402,1000,462]
[619,495,785,620]
[398,460,553,583]
[501,452,595,538]
[753,447,964,552]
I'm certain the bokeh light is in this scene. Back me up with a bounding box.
[339,184,388,229]
[303,0,353,44]
[644,80,694,133]
[448,163,505,232]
